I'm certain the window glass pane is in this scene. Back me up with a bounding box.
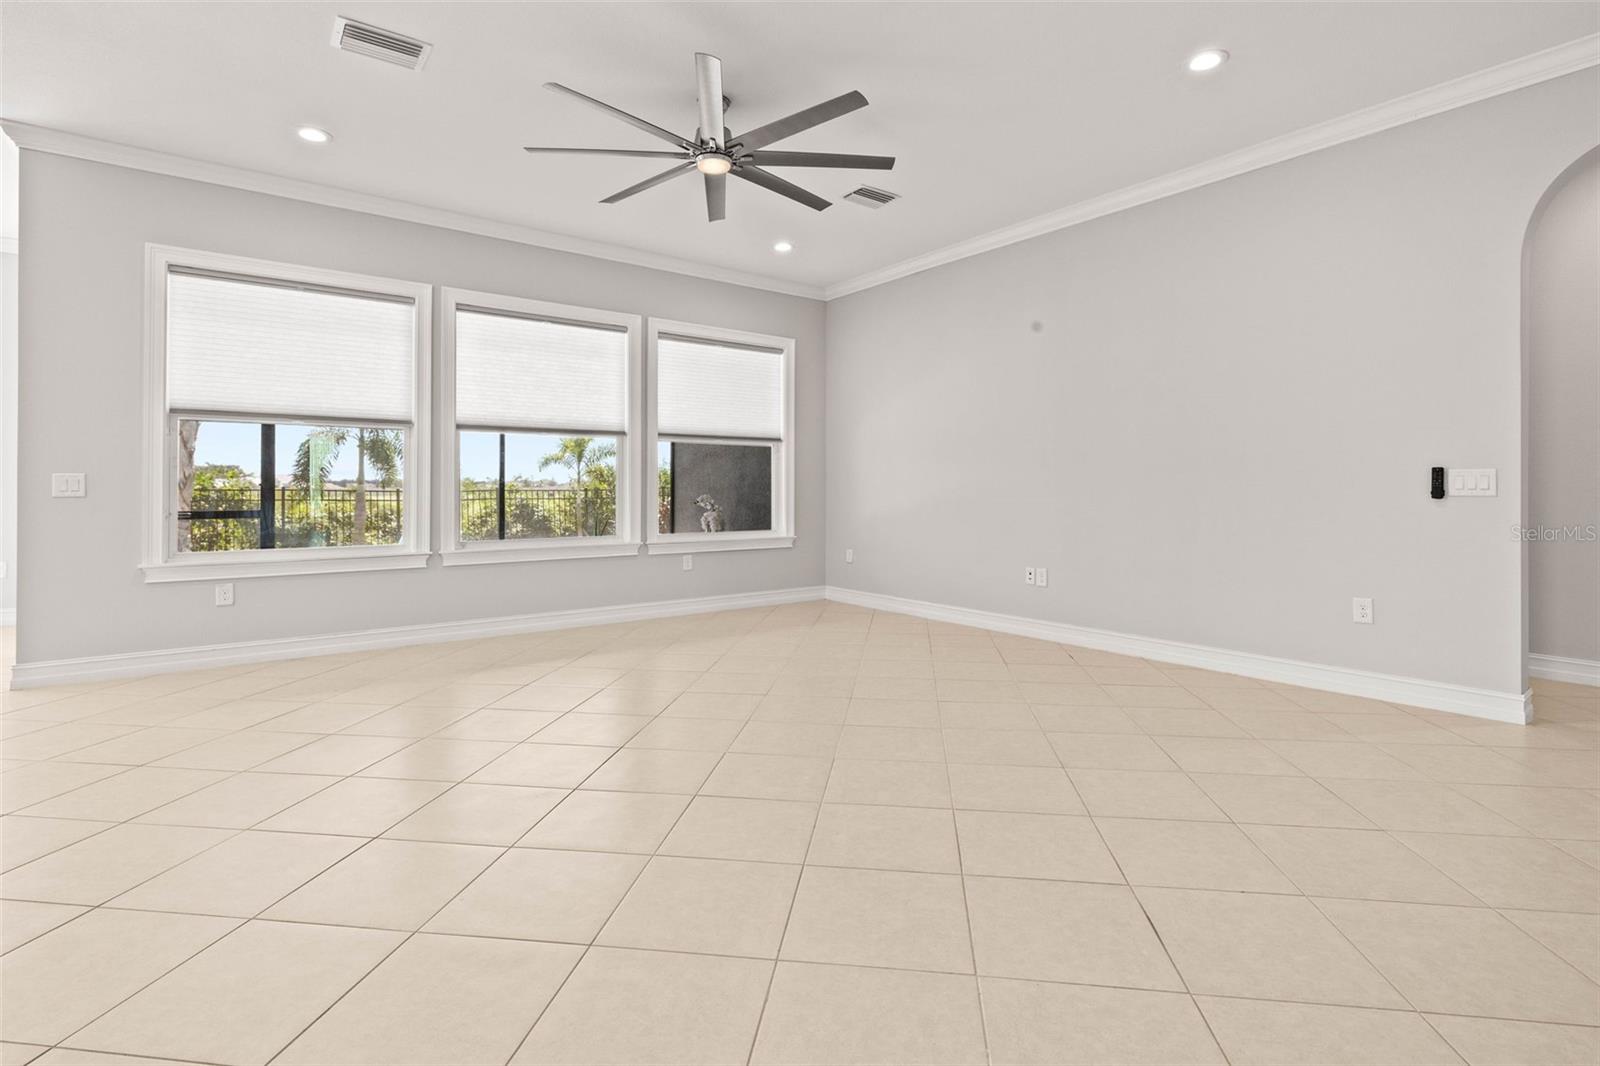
[176,419,405,553]
[657,440,773,534]
[179,420,261,552]
[460,432,618,542]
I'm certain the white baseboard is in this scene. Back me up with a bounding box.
[10,586,825,689]
[824,586,1531,724]
[1529,653,1600,687]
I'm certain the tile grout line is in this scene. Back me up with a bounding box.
[4,604,1596,1063]
[1045,709,1236,1066]
[499,715,717,1066]
[740,739,839,1066]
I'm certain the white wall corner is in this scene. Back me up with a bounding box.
[824,586,1533,724]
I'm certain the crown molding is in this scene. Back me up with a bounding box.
[0,120,826,301]
[4,33,1596,303]
[824,33,1600,300]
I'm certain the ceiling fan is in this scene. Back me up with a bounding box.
[524,52,894,221]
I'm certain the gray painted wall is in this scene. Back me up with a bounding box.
[1527,149,1600,663]
[16,152,825,665]
[826,70,1599,696]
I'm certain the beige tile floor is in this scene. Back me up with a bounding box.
[0,604,1596,1065]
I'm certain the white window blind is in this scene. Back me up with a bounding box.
[656,335,784,441]
[456,308,628,433]
[166,270,416,423]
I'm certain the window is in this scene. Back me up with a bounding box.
[143,246,431,582]
[442,289,641,564]
[647,320,794,553]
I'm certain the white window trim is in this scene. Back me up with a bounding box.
[439,287,643,566]
[645,318,796,555]
[140,244,433,583]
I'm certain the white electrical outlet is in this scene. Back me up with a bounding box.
[1036,567,1048,588]
[1024,567,1035,586]
[845,548,854,564]
[51,473,87,498]
[214,583,235,607]
[682,555,693,572]
[1352,597,1373,624]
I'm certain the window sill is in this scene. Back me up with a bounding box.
[441,540,641,566]
[646,534,795,555]
[142,549,431,583]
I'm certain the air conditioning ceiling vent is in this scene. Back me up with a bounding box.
[332,17,431,71]
[842,186,899,209]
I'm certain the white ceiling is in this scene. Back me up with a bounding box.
[2,2,1596,291]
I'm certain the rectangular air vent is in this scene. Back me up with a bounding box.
[332,17,431,71]
[842,186,899,209]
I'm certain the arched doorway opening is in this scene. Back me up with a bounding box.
[1521,145,1600,716]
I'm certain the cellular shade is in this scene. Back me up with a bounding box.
[456,308,628,433]
[657,336,784,441]
[166,270,416,423]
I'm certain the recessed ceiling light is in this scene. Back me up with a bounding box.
[1187,49,1229,73]
[296,126,332,144]
[772,240,794,254]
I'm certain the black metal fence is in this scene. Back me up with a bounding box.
[180,487,403,552]
[461,486,615,540]
[179,484,626,552]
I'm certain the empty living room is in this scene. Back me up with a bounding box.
[0,2,1597,1064]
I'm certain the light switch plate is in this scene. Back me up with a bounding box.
[51,473,87,498]
[1448,468,1497,497]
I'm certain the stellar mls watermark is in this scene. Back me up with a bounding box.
[1511,524,1598,542]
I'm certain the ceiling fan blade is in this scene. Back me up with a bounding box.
[523,147,689,158]
[695,53,725,149]
[600,161,698,204]
[705,172,726,222]
[744,151,894,170]
[731,165,831,212]
[544,82,693,149]
[732,91,869,151]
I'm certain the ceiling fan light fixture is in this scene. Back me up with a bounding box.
[772,240,794,254]
[1186,49,1229,73]
[695,153,733,175]
[296,126,332,144]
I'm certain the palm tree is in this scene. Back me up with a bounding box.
[540,437,615,536]
[293,428,403,544]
